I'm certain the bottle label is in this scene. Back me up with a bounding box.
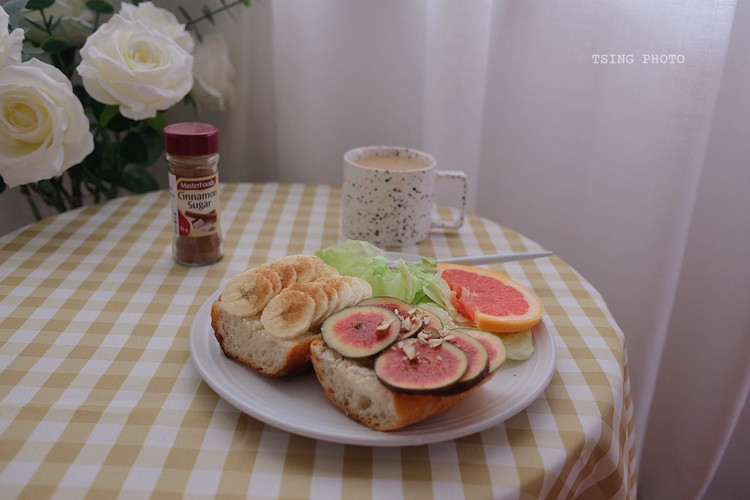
[168,173,221,237]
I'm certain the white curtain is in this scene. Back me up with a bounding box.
[186,1,748,497]
[3,0,747,497]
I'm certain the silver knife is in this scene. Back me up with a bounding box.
[437,251,554,266]
[388,250,554,266]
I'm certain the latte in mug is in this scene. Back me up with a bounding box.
[353,154,432,171]
[342,146,468,246]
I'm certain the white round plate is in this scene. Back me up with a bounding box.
[189,295,557,447]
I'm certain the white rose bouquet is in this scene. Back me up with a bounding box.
[0,0,248,219]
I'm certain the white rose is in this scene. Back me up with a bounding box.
[77,14,194,120]
[20,0,94,48]
[118,1,194,53]
[0,6,25,69]
[0,59,94,188]
[191,34,237,111]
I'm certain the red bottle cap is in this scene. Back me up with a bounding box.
[164,122,219,156]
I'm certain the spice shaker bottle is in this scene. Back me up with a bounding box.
[164,122,223,266]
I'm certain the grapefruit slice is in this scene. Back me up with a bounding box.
[437,263,543,333]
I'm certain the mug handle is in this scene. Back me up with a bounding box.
[432,170,468,229]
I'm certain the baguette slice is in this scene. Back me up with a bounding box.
[210,257,373,377]
[310,338,476,431]
[211,297,317,377]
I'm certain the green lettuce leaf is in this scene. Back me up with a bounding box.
[315,240,437,303]
[501,330,535,360]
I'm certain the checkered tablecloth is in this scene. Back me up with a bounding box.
[0,183,636,499]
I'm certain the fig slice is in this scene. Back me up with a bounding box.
[417,307,443,334]
[374,339,468,394]
[452,327,507,373]
[435,329,491,395]
[358,296,423,340]
[321,305,401,358]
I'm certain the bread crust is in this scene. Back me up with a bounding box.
[209,255,492,430]
[211,297,318,377]
[310,338,473,431]
[210,256,372,377]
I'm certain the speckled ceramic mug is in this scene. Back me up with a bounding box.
[342,146,468,246]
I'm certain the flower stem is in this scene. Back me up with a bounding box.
[20,185,43,222]
[183,1,250,31]
[50,178,70,213]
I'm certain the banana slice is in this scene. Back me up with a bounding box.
[268,260,298,289]
[310,260,340,281]
[350,277,373,303]
[253,265,283,295]
[268,254,338,283]
[330,276,357,309]
[317,277,341,317]
[260,289,316,338]
[288,282,330,325]
[220,270,275,317]
[273,255,318,283]
[336,276,372,306]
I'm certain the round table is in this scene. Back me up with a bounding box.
[0,183,636,499]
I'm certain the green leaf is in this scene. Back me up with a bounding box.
[107,114,133,132]
[316,241,439,304]
[100,142,124,182]
[147,113,168,134]
[40,37,71,55]
[96,105,132,132]
[83,96,103,118]
[98,105,119,128]
[120,132,149,164]
[34,179,58,198]
[120,167,159,194]
[25,0,55,10]
[138,126,164,166]
[84,0,115,14]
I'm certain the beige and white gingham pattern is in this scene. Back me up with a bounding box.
[0,183,636,499]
